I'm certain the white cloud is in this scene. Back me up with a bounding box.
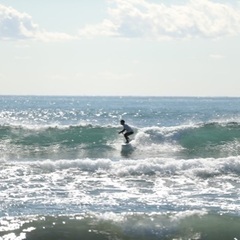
[79,0,240,40]
[0,4,74,41]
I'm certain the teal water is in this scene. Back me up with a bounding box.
[0,96,240,239]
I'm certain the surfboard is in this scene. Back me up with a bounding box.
[121,138,136,147]
[121,142,131,146]
[122,139,132,145]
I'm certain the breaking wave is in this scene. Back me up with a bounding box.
[1,121,240,160]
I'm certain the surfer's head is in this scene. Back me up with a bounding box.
[120,120,125,125]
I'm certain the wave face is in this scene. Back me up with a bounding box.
[0,124,118,160]
[1,96,240,239]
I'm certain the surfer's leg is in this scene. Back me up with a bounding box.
[125,132,133,143]
[124,133,129,143]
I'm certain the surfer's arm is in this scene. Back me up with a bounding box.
[119,129,125,134]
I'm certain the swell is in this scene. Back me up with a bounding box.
[1,121,240,160]
[179,122,240,158]
[0,124,117,145]
[179,121,240,148]
[0,124,119,160]
[139,121,240,159]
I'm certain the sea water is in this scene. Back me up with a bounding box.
[0,96,240,240]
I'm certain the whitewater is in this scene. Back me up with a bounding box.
[0,96,240,240]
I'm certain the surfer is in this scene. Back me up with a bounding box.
[118,120,134,143]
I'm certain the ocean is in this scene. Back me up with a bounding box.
[0,96,240,240]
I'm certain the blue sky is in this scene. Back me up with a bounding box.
[0,0,240,96]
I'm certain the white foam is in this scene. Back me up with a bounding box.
[15,155,240,178]
[35,158,112,172]
[170,209,208,221]
[1,156,240,217]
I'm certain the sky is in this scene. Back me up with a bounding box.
[0,0,240,96]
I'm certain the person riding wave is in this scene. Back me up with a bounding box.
[118,120,134,143]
